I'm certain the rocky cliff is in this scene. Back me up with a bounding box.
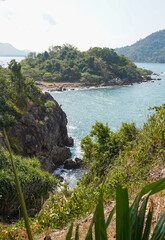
[8,92,73,172]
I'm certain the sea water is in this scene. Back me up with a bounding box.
[1,57,164,187]
[0,56,24,67]
[51,63,165,187]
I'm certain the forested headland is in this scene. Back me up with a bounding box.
[21,45,151,85]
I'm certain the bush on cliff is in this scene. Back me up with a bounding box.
[0,61,42,129]
[0,145,58,221]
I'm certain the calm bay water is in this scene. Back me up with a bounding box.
[0,56,24,67]
[51,63,165,158]
[1,56,164,187]
[51,62,165,187]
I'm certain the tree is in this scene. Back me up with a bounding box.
[8,59,24,94]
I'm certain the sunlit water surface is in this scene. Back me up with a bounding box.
[51,63,165,187]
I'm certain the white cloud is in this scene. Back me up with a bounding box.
[42,14,56,26]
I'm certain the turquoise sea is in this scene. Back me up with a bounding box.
[51,62,165,187]
[0,56,24,67]
[50,63,165,158]
[1,57,164,186]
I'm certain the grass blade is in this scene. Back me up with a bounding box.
[130,177,165,239]
[75,225,79,240]
[159,225,165,240]
[140,178,165,197]
[136,195,150,240]
[66,223,73,240]
[85,211,95,240]
[94,191,107,240]
[151,211,165,240]
[116,184,130,240]
[142,208,153,240]
[105,206,116,229]
[3,128,33,240]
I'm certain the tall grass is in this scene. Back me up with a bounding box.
[66,178,165,240]
[3,128,33,240]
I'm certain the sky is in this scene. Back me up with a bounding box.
[0,0,165,52]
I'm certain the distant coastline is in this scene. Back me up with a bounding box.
[38,77,153,92]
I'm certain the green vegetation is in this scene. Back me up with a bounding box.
[33,104,165,232]
[21,45,151,84]
[66,179,165,240]
[0,137,58,222]
[115,29,165,63]
[3,128,33,239]
[0,59,164,239]
[0,61,58,224]
[0,60,42,129]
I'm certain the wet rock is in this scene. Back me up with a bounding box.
[55,174,64,182]
[64,159,77,169]
[75,157,83,167]
[64,157,83,169]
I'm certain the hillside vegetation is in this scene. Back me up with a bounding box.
[115,29,165,63]
[35,104,165,230]
[21,45,151,84]
[0,61,59,221]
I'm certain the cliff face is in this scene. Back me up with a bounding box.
[8,92,73,172]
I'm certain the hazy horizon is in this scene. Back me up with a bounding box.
[0,0,165,52]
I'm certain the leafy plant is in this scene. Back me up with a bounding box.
[66,178,165,240]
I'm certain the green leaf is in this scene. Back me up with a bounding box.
[3,128,34,240]
[140,178,165,197]
[136,195,150,240]
[151,211,165,240]
[66,223,73,240]
[159,225,165,240]
[116,184,130,240]
[94,191,107,240]
[142,208,153,240]
[105,206,116,229]
[85,211,95,240]
[75,225,79,240]
[130,177,165,239]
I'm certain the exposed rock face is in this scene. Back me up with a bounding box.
[64,157,83,169]
[8,92,73,172]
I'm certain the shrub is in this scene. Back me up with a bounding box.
[0,146,58,221]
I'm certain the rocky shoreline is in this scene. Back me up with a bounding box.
[37,75,157,92]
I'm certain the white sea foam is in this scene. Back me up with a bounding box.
[68,125,77,130]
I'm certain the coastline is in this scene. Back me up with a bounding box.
[37,76,154,92]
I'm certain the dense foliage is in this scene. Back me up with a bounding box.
[0,145,58,221]
[0,61,42,129]
[65,179,165,240]
[0,61,58,222]
[115,29,165,63]
[36,104,165,229]
[21,45,151,84]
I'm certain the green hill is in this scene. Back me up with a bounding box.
[115,29,165,63]
[0,43,30,56]
[21,45,151,85]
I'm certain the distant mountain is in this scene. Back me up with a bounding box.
[0,43,30,56]
[115,30,165,63]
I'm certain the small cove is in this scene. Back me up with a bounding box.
[51,63,165,187]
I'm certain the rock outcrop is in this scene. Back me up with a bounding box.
[8,92,73,172]
[64,157,83,169]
